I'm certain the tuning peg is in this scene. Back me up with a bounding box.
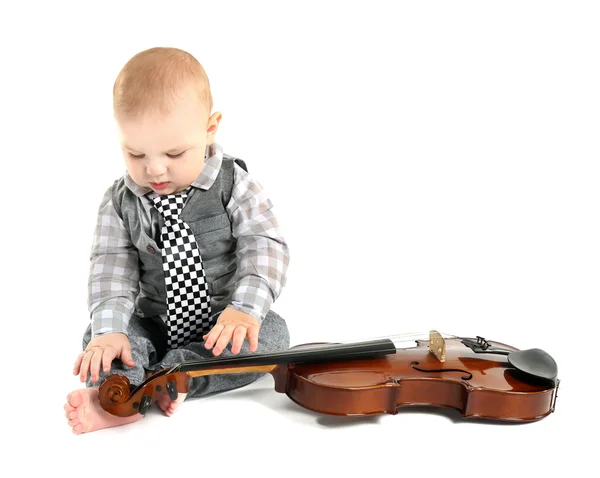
[138,395,152,416]
[166,380,178,401]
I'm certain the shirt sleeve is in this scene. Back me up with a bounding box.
[226,163,290,322]
[88,186,140,337]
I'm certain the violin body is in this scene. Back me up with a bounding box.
[98,332,559,422]
[281,337,558,422]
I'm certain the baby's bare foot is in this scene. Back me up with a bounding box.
[156,392,187,417]
[64,387,143,435]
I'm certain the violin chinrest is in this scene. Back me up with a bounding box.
[507,348,558,383]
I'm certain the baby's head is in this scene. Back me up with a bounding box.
[113,47,222,195]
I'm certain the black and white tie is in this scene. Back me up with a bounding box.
[150,188,213,349]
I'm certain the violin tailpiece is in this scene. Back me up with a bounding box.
[429,330,446,362]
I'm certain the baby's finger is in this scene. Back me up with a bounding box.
[247,326,259,353]
[90,350,103,383]
[73,352,85,375]
[121,346,136,367]
[213,325,235,356]
[204,323,224,350]
[231,326,247,355]
[203,330,216,349]
[102,348,117,374]
[79,350,93,382]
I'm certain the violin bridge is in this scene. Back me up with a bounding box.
[429,330,446,362]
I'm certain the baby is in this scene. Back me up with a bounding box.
[64,47,290,434]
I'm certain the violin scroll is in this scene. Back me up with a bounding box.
[98,369,191,417]
[98,374,132,408]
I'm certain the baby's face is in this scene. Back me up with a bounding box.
[116,92,218,195]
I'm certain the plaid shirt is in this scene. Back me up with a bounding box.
[88,142,289,337]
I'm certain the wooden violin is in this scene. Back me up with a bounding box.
[98,330,559,422]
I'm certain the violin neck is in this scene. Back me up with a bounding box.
[177,338,397,374]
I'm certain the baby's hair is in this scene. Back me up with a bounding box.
[113,47,213,118]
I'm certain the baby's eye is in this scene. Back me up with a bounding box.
[128,153,145,159]
[166,152,185,159]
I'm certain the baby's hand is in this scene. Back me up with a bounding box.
[73,332,136,383]
[203,307,260,356]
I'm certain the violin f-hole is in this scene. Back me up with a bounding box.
[410,361,473,381]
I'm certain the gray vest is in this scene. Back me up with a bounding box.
[111,156,247,320]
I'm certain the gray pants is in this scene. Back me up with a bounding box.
[82,309,290,399]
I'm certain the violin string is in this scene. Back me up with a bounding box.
[170,332,456,370]
[337,332,456,345]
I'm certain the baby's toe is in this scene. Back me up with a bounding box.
[71,423,83,435]
[67,390,84,408]
[65,410,78,420]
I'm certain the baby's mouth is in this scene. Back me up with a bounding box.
[150,182,169,190]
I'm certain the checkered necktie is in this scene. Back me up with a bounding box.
[150,188,213,349]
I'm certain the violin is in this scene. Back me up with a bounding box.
[98,330,559,422]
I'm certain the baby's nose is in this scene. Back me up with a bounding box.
[146,159,167,176]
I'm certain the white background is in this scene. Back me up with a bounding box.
[1,0,597,475]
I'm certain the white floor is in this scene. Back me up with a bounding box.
[3,1,596,476]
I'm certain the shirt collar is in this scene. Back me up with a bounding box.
[124,142,224,198]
